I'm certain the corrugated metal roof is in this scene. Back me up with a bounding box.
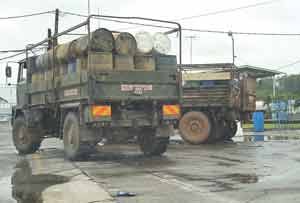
[238,65,284,78]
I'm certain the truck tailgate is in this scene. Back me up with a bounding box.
[92,71,178,101]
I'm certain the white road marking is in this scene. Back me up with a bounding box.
[151,172,240,203]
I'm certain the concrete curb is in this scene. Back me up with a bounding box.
[42,179,114,203]
[12,150,115,203]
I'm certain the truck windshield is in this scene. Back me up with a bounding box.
[19,63,27,82]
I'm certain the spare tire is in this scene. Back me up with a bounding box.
[179,111,212,144]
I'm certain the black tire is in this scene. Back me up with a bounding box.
[12,116,42,154]
[63,112,94,160]
[179,111,212,144]
[139,128,169,156]
[224,120,238,140]
[208,118,232,143]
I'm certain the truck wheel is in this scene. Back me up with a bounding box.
[63,112,93,160]
[12,116,42,154]
[207,121,222,143]
[224,121,238,140]
[179,111,211,144]
[139,128,169,156]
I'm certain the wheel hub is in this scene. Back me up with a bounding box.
[190,120,202,132]
[18,126,27,145]
[67,124,75,147]
[179,111,211,144]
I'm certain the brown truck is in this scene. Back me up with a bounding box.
[178,63,255,144]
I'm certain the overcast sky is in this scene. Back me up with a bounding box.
[0,0,299,101]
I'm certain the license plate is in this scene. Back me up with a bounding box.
[121,84,153,92]
[64,88,79,97]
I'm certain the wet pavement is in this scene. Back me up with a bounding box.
[80,139,300,203]
[0,122,18,203]
[1,121,300,202]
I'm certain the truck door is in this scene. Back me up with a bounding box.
[241,76,256,112]
[17,62,28,107]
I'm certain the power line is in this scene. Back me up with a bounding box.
[0,52,25,61]
[0,47,46,61]
[62,10,300,36]
[0,49,25,53]
[61,11,176,29]
[276,59,300,70]
[1,10,299,61]
[0,10,55,20]
[0,46,45,55]
[175,0,281,21]
[61,11,87,18]
[112,0,281,30]
[183,28,300,36]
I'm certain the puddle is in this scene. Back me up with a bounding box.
[234,134,300,143]
[209,182,239,192]
[157,170,259,193]
[220,173,259,184]
[209,155,244,163]
[0,176,15,203]
[11,159,69,203]
[217,161,236,167]
[155,171,240,192]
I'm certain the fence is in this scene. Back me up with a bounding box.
[0,84,16,121]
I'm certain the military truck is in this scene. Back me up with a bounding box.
[8,15,182,160]
[178,63,255,144]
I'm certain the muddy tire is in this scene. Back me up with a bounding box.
[224,121,238,140]
[63,112,94,160]
[12,117,42,154]
[139,128,169,156]
[179,111,212,144]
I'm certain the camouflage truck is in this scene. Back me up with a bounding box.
[178,63,255,144]
[8,15,182,160]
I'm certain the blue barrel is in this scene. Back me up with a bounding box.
[253,112,264,132]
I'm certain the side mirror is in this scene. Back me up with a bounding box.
[5,66,12,78]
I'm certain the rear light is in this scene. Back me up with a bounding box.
[92,105,112,117]
[162,104,180,118]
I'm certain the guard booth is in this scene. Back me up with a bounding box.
[238,65,283,131]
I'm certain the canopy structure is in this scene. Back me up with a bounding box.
[179,63,234,70]
[238,65,284,78]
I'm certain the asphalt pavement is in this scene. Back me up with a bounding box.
[0,122,18,203]
[1,121,300,203]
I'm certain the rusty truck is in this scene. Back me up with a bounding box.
[178,63,255,144]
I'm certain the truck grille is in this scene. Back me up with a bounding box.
[182,84,230,107]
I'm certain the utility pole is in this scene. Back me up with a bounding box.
[88,0,91,16]
[187,36,196,64]
[273,76,276,98]
[53,9,59,47]
[98,8,101,27]
[228,31,236,65]
[47,28,52,50]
